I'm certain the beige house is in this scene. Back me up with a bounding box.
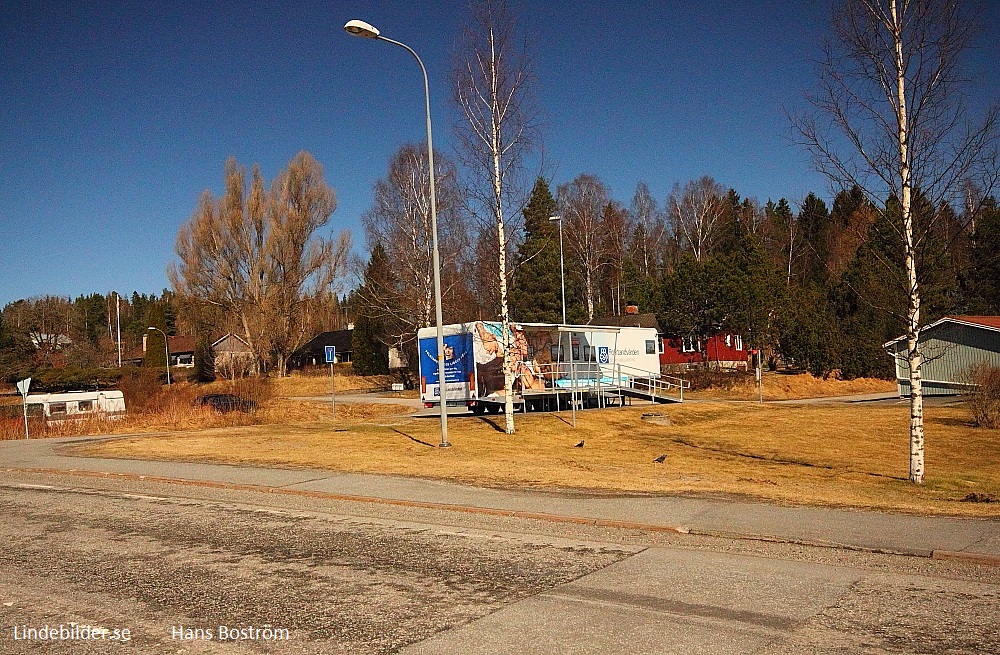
[211,334,255,378]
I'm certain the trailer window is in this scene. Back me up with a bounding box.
[645,340,656,355]
[27,403,44,418]
[49,402,67,416]
[78,400,93,412]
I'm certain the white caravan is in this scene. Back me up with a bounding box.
[25,390,126,423]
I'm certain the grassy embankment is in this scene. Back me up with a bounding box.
[6,370,998,516]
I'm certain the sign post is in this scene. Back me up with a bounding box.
[16,377,31,439]
[752,350,763,404]
[325,346,336,417]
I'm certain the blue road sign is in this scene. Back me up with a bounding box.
[325,345,336,363]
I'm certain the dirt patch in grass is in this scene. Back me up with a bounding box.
[75,401,999,517]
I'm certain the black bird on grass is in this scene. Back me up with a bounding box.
[653,454,667,463]
[574,440,585,448]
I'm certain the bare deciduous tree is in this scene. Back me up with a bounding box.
[668,176,726,262]
[452,0,539,434]
[358,143,468,360]
[267,153,351,377]
[630,181,666,278]
[601,201,633,316]
[558,174,611,322]
[793,0,999,483]
[170,152,350,377]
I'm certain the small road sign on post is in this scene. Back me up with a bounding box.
[16,377,31,439]
[325,346,336,417]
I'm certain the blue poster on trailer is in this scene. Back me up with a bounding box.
[419,333,474,397]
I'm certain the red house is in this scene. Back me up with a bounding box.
[596,303,749,371]
[660,332,748,370]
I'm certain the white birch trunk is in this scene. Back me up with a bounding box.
[494,115,515,435]
[891,0,924,484]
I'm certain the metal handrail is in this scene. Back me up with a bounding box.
[518,361,689,402]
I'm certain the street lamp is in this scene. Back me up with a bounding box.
[345,18,450,448]
[147,327,171,386]
[548,215,566,324]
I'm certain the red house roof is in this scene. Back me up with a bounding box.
[947,316,1000,331]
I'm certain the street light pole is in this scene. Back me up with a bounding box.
[548,215,566,324]
[115,291,122,367]
[147,326,171,385]
[345,19,450,447]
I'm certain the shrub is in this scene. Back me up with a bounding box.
[119,368,167,413]
[967,364,1000,429]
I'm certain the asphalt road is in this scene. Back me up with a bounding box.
[1,473,998,654]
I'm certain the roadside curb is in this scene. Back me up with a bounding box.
[931,549,1000,566]
[1,466,686,535]
[688,528,933,558]
[5,466,998,566]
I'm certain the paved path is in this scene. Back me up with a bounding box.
[2,434,997,565]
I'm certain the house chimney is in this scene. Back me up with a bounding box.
[625,302,639,315]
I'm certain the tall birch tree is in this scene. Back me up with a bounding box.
[358,143,467,366]
[793,0,999,483]
[668,176,726,262]
[453,0,538,434]
[558,174,611,322]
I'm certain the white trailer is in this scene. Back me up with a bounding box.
[417,321,680,413]
[25,390,126,423]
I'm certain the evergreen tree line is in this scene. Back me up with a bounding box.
[351,169,1000,380]
[0,291,179,382]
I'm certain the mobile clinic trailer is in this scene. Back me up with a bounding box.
[417,321,688,414]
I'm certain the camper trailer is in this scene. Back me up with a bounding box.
[25,390,126,423]
[417,321,684,413]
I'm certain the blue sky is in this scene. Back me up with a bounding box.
[2,1,997,307]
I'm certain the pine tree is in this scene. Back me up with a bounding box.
[797,193,831,286]
[511,178,563,323]
[963,197,1000,314]
[352,243,392,375]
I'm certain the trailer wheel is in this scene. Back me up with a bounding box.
[488,403,502,414]
[471,404,486,415]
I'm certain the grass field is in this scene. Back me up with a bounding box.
[75,400,1000,517]
[8,370,996,516]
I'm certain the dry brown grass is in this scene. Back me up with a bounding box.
[0,373,408,441]
[686,372,896,401]
[271,371,397,396]
[76,400,1000,517]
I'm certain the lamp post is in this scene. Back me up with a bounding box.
[147,327,171,386]
[345,18,450,448]
[113,291,122,367]
[548,215,566,324]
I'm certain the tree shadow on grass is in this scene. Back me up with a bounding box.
[474,416,508,433]
[390,428,437,448]
[926,415,975,429]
